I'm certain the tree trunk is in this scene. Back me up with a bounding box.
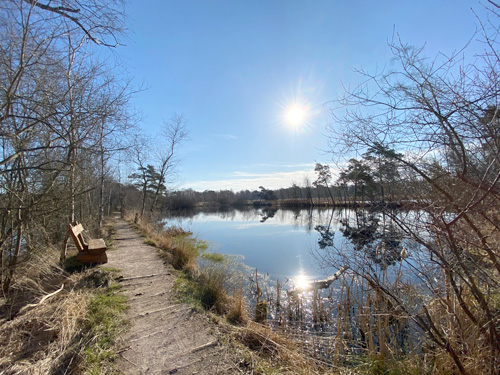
[98,123,105,232]
[3,210,22,294]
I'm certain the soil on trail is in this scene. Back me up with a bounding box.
[108,218,239,375]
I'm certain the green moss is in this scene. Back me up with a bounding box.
[100,267,121,274]
[82,272,128,374]
[144,238,157,247]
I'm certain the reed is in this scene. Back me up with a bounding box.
[226,288,248,325]
[245,266,430,374]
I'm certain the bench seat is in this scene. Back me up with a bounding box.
[87,238,107,254]
[68,222,108,264]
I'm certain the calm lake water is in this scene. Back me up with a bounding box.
[163,207,384,283]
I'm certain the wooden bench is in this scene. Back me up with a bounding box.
[68,222,107,264]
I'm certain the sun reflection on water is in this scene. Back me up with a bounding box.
[294,272,311,291]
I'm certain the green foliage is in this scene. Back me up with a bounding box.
[258,186,276,201]
[83,279,128,374]
[201,252,226,263]
[128,164,165,195]
[313,162,333,188]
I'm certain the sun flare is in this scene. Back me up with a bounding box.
[294,273,310,291]
[285,104,309,127]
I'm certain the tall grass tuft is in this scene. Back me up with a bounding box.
[227,289,248,325]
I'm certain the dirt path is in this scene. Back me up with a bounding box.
[108,218,238,375]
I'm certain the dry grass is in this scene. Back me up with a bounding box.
[0,246,92,374]
[0,266,125,375]
[1,247,67,319]
[0,286,90,374]
[0,218,126,375]
[228,321,333,374]
[227,289,248,325]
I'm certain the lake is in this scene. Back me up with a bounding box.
[162,206,408,286]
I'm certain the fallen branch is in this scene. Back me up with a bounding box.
[117,273,169,282]
[19,284,65,314]
[191,340,218,353]
[288,265,348,295]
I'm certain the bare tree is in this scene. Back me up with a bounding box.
[325,5,500,374]
[0,0,132,289]
[149,114,189,212]
[127,134,152,220]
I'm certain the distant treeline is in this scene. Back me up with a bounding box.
[162,155,418,210]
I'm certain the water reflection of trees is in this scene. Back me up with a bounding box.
[316,207,406,269]
[165,206,408,271]
[165,206,326,233]
[259,207,277,222]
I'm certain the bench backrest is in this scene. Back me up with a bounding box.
[68,223,87,252]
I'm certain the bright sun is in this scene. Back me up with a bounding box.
[285,104,308,127]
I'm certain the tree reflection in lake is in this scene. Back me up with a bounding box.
[315,207,406,270]
[163,206,411,280]
[259,207,277,222]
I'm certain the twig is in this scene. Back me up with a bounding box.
[116,345,131,354]
[129,329,166,343]
[191,340,218,353]
[120,353,140,368]
[19,284,64,313]
[118,273,168,281]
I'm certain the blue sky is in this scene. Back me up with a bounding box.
[120,0,489,191]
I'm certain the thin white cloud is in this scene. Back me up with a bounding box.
[182,168,317,191]
[252,162,316,169]
[181,162,342,192]
[215,134,238,140]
